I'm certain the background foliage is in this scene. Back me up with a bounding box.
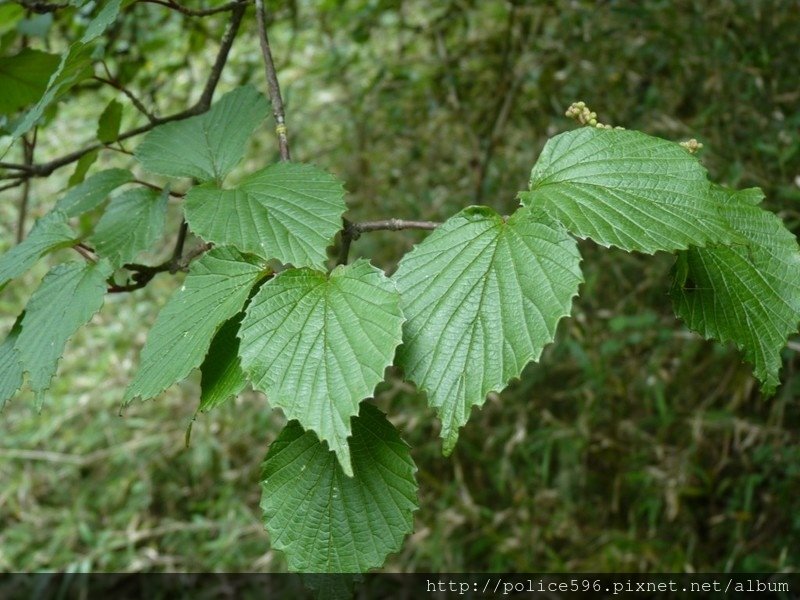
[1,0,799,573]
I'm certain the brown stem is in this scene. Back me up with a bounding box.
[0,179,25,193]
[255,0,291,161]
[337,218,439,265]
[73,243,98,263]
[16,132,36,243]
[170,220,189,273]
[0,162,31,171]
[131,178,185,198]
[108,242,213,293]
[95,69,158,123]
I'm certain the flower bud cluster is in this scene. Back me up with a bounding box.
[679,138,704,154]
[565,101,623,129]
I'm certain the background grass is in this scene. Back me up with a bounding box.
[1,0,799,574]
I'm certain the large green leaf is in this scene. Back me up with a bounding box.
[90,187,168,268]
[260,403,418,572]
[15,260,112,406]
[54,168,133,217]
[11,42,94,139]
[185,162,346,269]
[134,85,269,183]
[394,206,583,454]
[0,316,24,409]
[519,128,736,254]
[198,313,247,412]
[0,211,76,288]
[0,49,60,115]
[670,186,800,394]
[124,247,266,403]
[239,259,403,475]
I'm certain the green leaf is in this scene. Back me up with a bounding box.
[11,42,94,139]
[519,127,736,254]
[394,206,583,454]
[0,211,76,288]
[124,247,265,403]
[198,313,247,412]
[670,186,800,394]
[97,98,123,143]
[185,162,346,269]
[90,187,168,268]
[0,49,60,115]
[81,0,122,43]
[15,260,112,406]
[239,259,403,475]
[0,315,24,409]
[260,403,418,572]
[55,168,133,217]
[134,85,269,182]
[67,148,99,186]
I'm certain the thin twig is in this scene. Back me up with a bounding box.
[337,218,439,264]
[255,0,291,160]
[96,69,158,123]
[0,161,31,171]
[73,243,98,263]
[195,2,246,110]
[108,242,213,293]
[1,2,246,179]
[131,178,185,198]
[355,219,440,233]
[104,144,134,156]
[170,220,189,272]
[16,132,36,243]
[337,219,355,266]
[137,0,243,17]
[0,179,25,193]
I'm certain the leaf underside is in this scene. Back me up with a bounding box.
[185,162,347,269]
[0,210,76,288]
[198,313,247,412]
[0,316,25,409]
[670,186,800,394]
[519,127,736,254]
[394,205,583,454]
[15,260,112,406]
[260,403,418,573]
[239,259,404,475]
[54,168,133,217]
[90,187,168,268]
[124,247,265,403]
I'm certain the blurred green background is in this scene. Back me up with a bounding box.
[1,0,799,573]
